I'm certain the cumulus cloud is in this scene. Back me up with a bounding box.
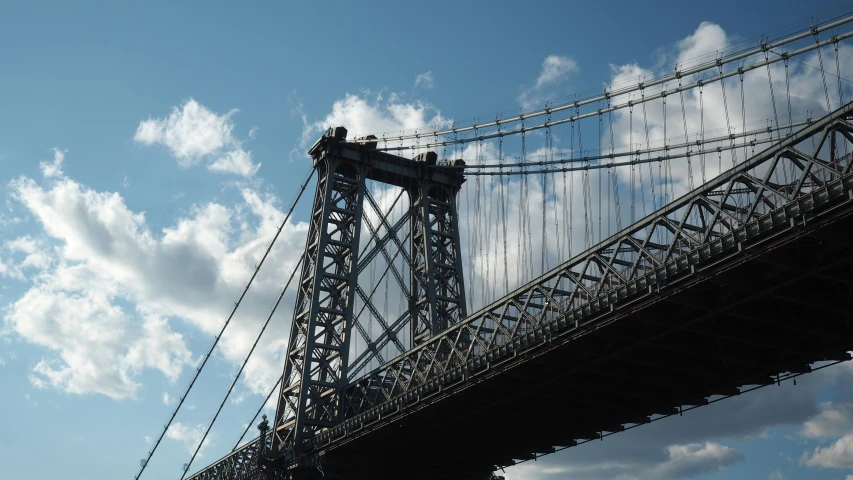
[8,286,193,399]
[801,402,853,439]
[801,434,853,469]
[536,55,578,88]
[674,22,728,68]
[134,99,260,177]
[40,148,65,178]
[652,442,744,478]
[208,149,257,178]
[768,469,786,480]
[3,150,307,399]
[414,71,435,89]
[4,235,52,278]
[300,92,452,147]
[798,400,853,473]
[167,422,213,456]
[606,24,853,200]
[518,55,578,108]
[506,441,743,480]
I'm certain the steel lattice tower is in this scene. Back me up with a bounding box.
[271,127,467,459]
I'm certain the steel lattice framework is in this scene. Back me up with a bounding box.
[264,128,469,464]
[271,137,367,453]
[410,176,468,346]
[186,101,853,480]
[309,100,853,453]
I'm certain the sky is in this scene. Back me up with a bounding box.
[3,1,853,479]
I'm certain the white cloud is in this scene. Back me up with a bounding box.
[40,148,65,179]
[167,422,213,457]
[209,149,259,177]
[8,285,193,399]
[768,469,786,480]
[3,152,307,399]
[536,55,578,88]
[301,92,453,147]
[518,55,579,108]
[605,24,853,201]
[134,99,260,178]
[652,442,744,479]
[6,285,191,398]
[801,433,853,469]
[162,392,172,405]
[506,441,743,480]
[801,402,853,439]
[7,236,52,271]
[674,22,728,68]
[414,71,435,89]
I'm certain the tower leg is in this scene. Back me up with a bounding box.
[273,132,366,454]
[411,181,468,347]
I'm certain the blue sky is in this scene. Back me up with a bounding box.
[3,1,853,479]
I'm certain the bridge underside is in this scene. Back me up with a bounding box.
[303,209,853,480]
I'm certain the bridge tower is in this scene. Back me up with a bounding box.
[270,127,468,461]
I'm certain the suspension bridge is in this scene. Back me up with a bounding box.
[137,12,853,480]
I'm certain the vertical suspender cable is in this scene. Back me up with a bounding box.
[815,30,834,112]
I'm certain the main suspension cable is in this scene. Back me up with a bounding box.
[353,17,853,149]
[462,133,786,176]
[442,113,819,172]
[134,166,316,480]
[180,251,306,479]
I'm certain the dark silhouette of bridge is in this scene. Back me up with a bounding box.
[134,14,853,480]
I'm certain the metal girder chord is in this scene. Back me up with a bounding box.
[186,435,265,480]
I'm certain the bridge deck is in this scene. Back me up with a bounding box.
[309,192,853,479]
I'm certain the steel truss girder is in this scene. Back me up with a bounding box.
[188,104,853,480]
[308,101,853,453]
